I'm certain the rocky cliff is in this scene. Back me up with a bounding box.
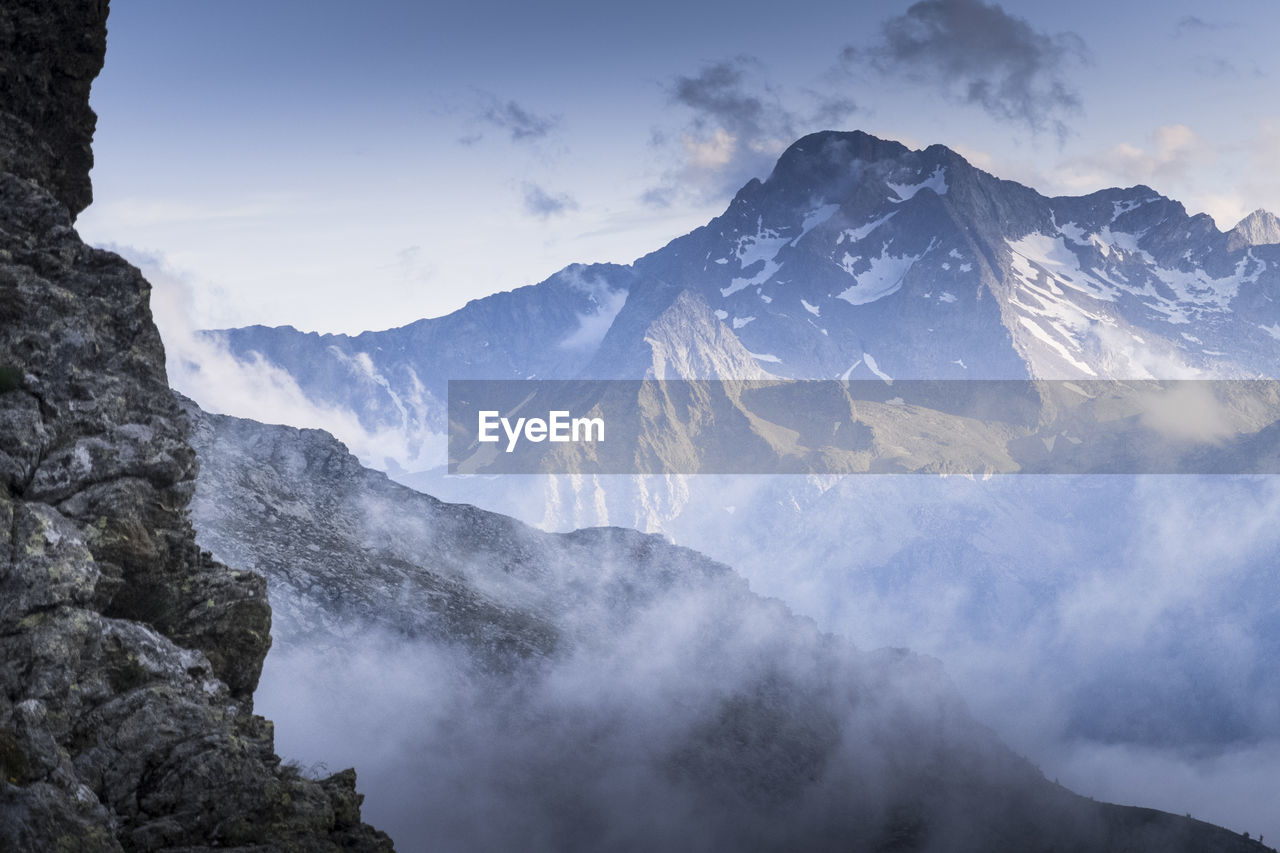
[0,0,105,218]
[0,2,390,849]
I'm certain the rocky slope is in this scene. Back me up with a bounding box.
[0,2,389,849]
[185,401,1272,852]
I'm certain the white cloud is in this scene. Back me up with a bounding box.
[1044,121,1280,230]
[111,244,445,472]
[1057,123,1212,192]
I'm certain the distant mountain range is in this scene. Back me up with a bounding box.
[183,130,1280,844]
[208,129,1280,475]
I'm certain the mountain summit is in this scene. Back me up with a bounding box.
[627,129,1276,381]
[1228,208,1280,253]
[209,129,1280,473]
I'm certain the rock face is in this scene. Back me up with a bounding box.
[0,2,390,850]
[0,0,107,218]
[181,395,560,668]
[186,402,1274,853]
[1228,209,1280,253]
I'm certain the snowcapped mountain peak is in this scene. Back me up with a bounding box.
[1227,208,1280,252]
[209,130,1280,471]
[627,131,1280,382]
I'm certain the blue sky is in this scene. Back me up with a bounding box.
[80,0,1280,334]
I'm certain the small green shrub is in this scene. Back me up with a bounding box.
[0,364,21,393]
[0,728,31,784]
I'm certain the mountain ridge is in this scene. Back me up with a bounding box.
[183,394,1277,852]
[205,129,1280,479]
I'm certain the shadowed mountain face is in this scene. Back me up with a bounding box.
[185,400,1273,853]
[0,2,390,849]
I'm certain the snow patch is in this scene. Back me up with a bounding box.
[1027,224,1263,326]
[1260,323,1280,341]
[1008,234,1119,302]
[836,239,935,306]
[1111,198,1144,219]
[1144,253,1262,323]
[939,291,957,304]
[1090,227,1146,259]
[801,299,821,317]
[732,316,755,329]
[747,351,781,363]
[863,352,893,383]
[1017,316,1097,375]
[791,204,841,246]
[887,165,948,202]
[1059,222,1088,245]
[722,216,789,296]
[722,261,779,297]
[838,210,898,244]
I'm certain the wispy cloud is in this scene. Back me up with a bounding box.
[646,57,858,207]
[387,244,434,289]
[1172,15,1230,37]
[648,473,1280,842]
[521,182,578,219]
[844,0,1087,140]
[808,93,859,129]
[1058,123,1212,191]
[460,94,561,146]
[1170,15,1253,79]
[1047,122,1280,228]
[1192,57,1240,79]
[108,244,444,472]
[671,58,790,146]
[957,117,1280,231]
